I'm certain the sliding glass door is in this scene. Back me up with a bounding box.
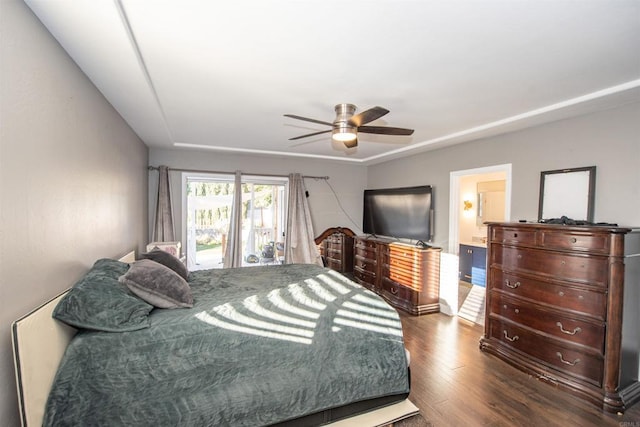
[184,174,287,270]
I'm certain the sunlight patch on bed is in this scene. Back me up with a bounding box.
[287,283,327,311]
[195,311,313,345]
[351,293,393,309]
[336,309,403,329]
[316,273,351,295]
[212,303,314,338]
[193,272,406,344]
[268,289,320,319]
[243,295,316,328]
[305,279,338,302]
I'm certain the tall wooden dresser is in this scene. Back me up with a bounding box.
[480,222,640,413]
[314,227,355,274]
[353,236,441,315]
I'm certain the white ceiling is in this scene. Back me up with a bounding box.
[25,0,640,164]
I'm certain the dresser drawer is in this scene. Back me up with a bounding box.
[388,244,421,259]
[354,254,376,273]
[490,269,607,319]
[355,244,377,260]
[353,267,375,287]
[492,246,608,287]
[355,238,378,250]
[384,251,423,268]
[326,247,342,258]
[488,320,603,387]
[326,241,343,253]
[540,231,610,254]
[381,276,418,304]
[490,294,605,352]
[382,264,422,291]
[492,227,537,246]
[326,258,343,271]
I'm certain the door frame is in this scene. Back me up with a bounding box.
[448,163,512,254]
[446,164,512,316]
[181,172,289,270]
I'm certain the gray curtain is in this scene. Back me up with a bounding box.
[223,171,243,268]
[285,173,322,265]
[152,165,175,242]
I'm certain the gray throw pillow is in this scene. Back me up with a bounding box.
[140,249,188,280]
[119,259,193,309]
[53,258,153,332]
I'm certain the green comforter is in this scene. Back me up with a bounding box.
[44,264,409,426]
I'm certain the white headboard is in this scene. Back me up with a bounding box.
[11,250,136,427]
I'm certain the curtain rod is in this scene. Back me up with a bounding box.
[147,166,328,180]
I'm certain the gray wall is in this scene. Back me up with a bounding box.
[368,102,640,249]
[148,148,368,249]
[0,1,149,424]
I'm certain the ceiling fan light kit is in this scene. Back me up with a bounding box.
[332,128,357,142]
[285,103,414,148]
[332,127,357,142]
[331,103,358,143]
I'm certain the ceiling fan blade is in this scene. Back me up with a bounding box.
[358,126,414,136]
[349,106,389,126]
[288,129,332,141]
[284,114,333,127]
[343,138,358,149]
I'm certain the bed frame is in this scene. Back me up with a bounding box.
[11,251,136,427]
[11,251,418,426]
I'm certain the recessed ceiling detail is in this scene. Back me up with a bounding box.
[24,0,640,164]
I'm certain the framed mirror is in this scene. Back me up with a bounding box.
[538,166,596,222]
[476,180,506,226]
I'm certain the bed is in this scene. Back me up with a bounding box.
[12,251,416,426]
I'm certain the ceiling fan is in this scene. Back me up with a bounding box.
[284,103,414,148]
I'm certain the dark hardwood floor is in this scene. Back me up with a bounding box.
[399,312,640,426]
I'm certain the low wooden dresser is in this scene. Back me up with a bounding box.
[353,235,441,315]
[480,222,640,413]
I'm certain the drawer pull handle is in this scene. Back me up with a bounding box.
[556,322,581,335]
[390,287,398,295]
[505,280,521,289]
[556,352,580,366]
[558,291,565,297]
[571,237,577,243]
[503,330,519,342]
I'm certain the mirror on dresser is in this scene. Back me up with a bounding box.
[538,166,596,222]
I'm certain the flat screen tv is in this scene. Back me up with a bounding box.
[363,185,434,243]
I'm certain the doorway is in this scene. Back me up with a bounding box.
[183,173,287,270]
[448,164,512,322]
